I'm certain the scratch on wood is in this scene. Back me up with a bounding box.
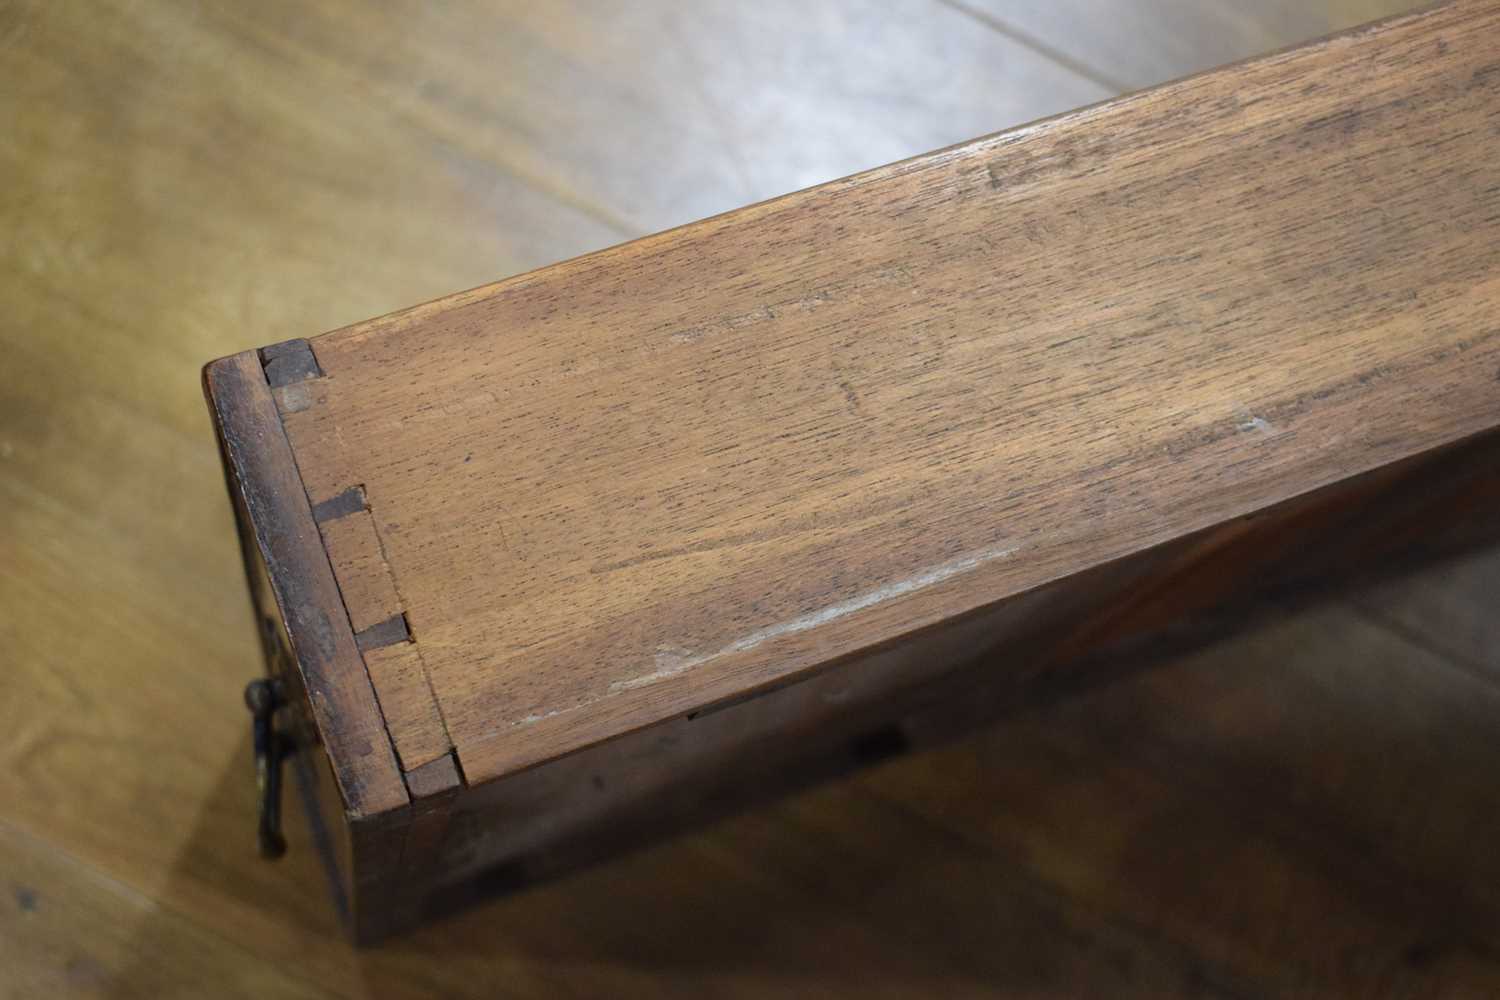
[1236,408,1276,435]
[503,541,1022,732]
[609,543,1022,694]
[517,707,570,726]
[838,379,864,416]
[669,304,776,344]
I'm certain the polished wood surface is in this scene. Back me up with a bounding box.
[261,0,1500,786]
[7,0,1500,996]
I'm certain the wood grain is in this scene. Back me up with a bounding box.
[318,508,404,634]
[362,643,453,773]
[273,0,1500,785]
[16,0,1500,994]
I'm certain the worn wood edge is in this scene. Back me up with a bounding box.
[202,351,409,819]
[209,402,361,929]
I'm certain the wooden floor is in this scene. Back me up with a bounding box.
[5,0,1497,996]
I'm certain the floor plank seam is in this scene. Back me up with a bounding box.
[1345,599,1500,693]
[930,0,1130,95]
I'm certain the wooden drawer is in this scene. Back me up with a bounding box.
[204,0,1500,941]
